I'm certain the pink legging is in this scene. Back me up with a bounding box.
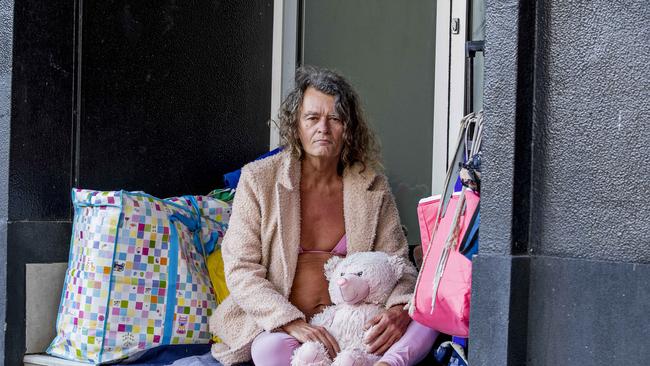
[250,321,438,366]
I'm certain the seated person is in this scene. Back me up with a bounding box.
[210,66,438,366]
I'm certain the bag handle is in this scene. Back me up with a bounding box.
[431,110,483,237]
[430,113,483,311]
[408,112,475,315]
[437,114,475,227]
[408,111,484,315]
[430,188,467,311]
[168,196,211,258]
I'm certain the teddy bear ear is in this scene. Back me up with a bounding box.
[387,255,407,279]
[324,256,343,280]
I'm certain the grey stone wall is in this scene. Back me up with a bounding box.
[479,0,536,256]
[472,0,650,364]
[0,0,14,361]
[530,0,650,262]
[481,0,650,261]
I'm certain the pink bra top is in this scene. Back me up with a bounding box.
[299,235,347,256]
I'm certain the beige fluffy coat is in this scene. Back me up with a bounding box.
[209,151,416,365]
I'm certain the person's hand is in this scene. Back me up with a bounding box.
[281,319,340,358]
[364,305,411,355]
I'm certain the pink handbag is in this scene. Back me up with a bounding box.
[409,112,483,337]
[410,190,479,336]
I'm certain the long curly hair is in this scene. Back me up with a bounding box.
[277,66,381,174]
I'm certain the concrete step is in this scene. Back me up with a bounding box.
[23,354,89,366]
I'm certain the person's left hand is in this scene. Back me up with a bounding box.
[363,304,411,355]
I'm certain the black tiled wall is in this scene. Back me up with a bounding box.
[9,0,75,221]
[77,1,273,197]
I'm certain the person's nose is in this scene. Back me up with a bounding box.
[316,117,330,134]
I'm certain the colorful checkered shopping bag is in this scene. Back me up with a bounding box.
[47,189,230,363]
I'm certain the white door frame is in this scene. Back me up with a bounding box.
[270,0,299,149]
[271,0,467,195]
[432,0,468,194]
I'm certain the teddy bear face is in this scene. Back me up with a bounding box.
[324,252,405,306]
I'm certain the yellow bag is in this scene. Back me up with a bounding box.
[206,247,229,343]
[205,188,235,343]
[205,188,233,305]
[206,248,229,304]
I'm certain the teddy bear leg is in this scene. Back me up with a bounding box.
[291,341,332,366]
[331,349,379,366]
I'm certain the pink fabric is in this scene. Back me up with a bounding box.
[412,190,479,337]
[416,195,441,253]
[378,321,438,366]
[299,235,347,256]
[249,320,437,366]
[251,331,301,366]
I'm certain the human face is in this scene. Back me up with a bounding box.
[298,87,345,162]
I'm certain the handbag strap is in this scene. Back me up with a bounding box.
[430,187,467,311]
[408,112,476,315]
[436,113,475,231]
[427,111,482,260]
[430,113,484,310]
[429,113,484,311]
[408,111,484,315]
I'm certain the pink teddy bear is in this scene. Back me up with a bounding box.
[291,251,408,366]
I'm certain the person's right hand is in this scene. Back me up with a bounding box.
[281,319,340,358]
